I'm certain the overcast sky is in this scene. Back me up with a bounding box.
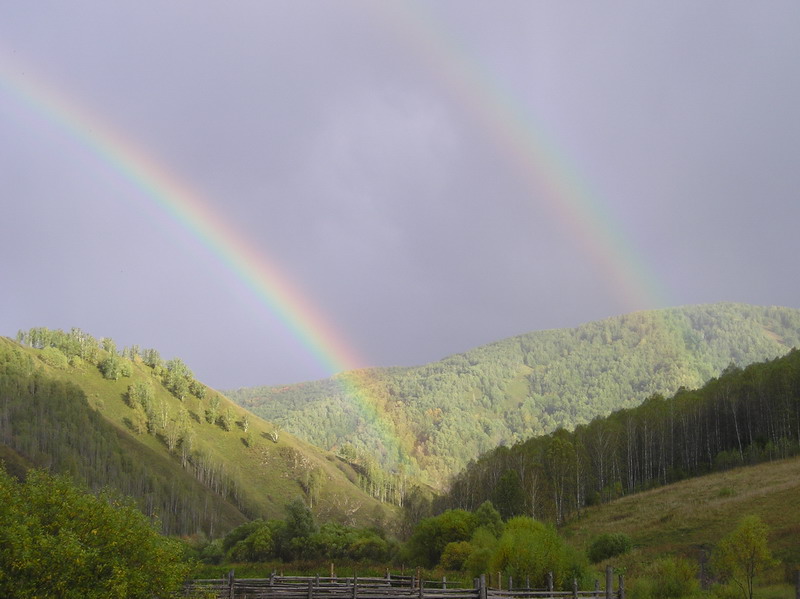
[2,2,799,390]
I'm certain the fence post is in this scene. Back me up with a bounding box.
[594,579,600,598]
[331,563,335,580]
[353,574,358,599]
[526,576,530,590]
[547,571,554,597]
[443,576,447,590]
[509,576,513,591]
[419,574,425,599]
[228,570,235,599]
[795,569,800,599]
[308,579,314,599]
[480,574,488,599]
[605,567,613,599]
[573,578,578,599]
[497,572,501,590]
[618,575,625,599]
[270,571,275,587]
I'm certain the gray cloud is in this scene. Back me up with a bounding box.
[2,1,799,388]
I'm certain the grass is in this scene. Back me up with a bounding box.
[3,337,395,532]
[561,456,800,585]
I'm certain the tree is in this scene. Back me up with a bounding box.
[0,467,190,599]
[281,498,318,560]
[406,509,477,567]
[494,470,525,519]
[712,515,777,599]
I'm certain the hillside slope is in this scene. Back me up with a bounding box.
[228,303,800,487]
[0,334,394,537]
[561,455,800,573]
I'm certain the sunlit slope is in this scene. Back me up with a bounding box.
[0,336,394,536]
[229,303,800,485]
[561,455,800,571]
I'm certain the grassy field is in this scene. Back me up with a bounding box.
[561,456,800,584]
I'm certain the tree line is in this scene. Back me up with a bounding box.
[440,348,800,524]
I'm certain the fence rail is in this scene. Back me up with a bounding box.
[185,568,624,599]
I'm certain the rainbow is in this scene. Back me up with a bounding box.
[1,8,674,476]
[0,49,410,466]
[371,2,671,312]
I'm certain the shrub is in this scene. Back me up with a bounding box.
[0,467,190,598]
[630,556,700,599]
[588,532,633,563]
[39,346,68,369]
[440,540,473,570]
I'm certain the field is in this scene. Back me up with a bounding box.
[561,455,800,582]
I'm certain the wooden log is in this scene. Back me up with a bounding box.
[618,575,624,599]
[605,567,613,599]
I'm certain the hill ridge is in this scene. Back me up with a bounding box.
[227,303,800,489]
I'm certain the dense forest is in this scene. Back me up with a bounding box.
[228,303,800,490]
[440,347,800,525]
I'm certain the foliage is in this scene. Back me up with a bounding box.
[405,509,477,567]
[440,541,473,570]
[712,515,777,599]
[630,556,700,599]
[488,517,586,589]
[588,533,633,563]
[216,507,395,564]
[0,466,190,599]
[40,346,68,369]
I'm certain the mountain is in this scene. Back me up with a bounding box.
[0,331,395,537]
[442,343,800,525]
[227,303,800,489]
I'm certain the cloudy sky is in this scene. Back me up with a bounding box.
[2,2,799,390]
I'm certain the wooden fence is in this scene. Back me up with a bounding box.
[185,567,625,599]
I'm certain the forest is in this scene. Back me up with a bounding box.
[440,347,800,525]
[228,303,800,492]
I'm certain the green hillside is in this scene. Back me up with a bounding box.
[227,303,800,489]
[0,332,395,537]
[561,455,800,576]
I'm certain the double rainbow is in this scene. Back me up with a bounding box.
[1,10,668,470]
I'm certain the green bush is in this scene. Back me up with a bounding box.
[630,556,700,599]
[588,533,633,563]
[40,346,68,369]
[0,467,190,598]
[440,540,473,570]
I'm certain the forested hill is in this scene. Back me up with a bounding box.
[443,346,800,527]
[228,303,800,489]
[0,330,393,537]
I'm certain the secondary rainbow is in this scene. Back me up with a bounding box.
[373,2,671,312]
